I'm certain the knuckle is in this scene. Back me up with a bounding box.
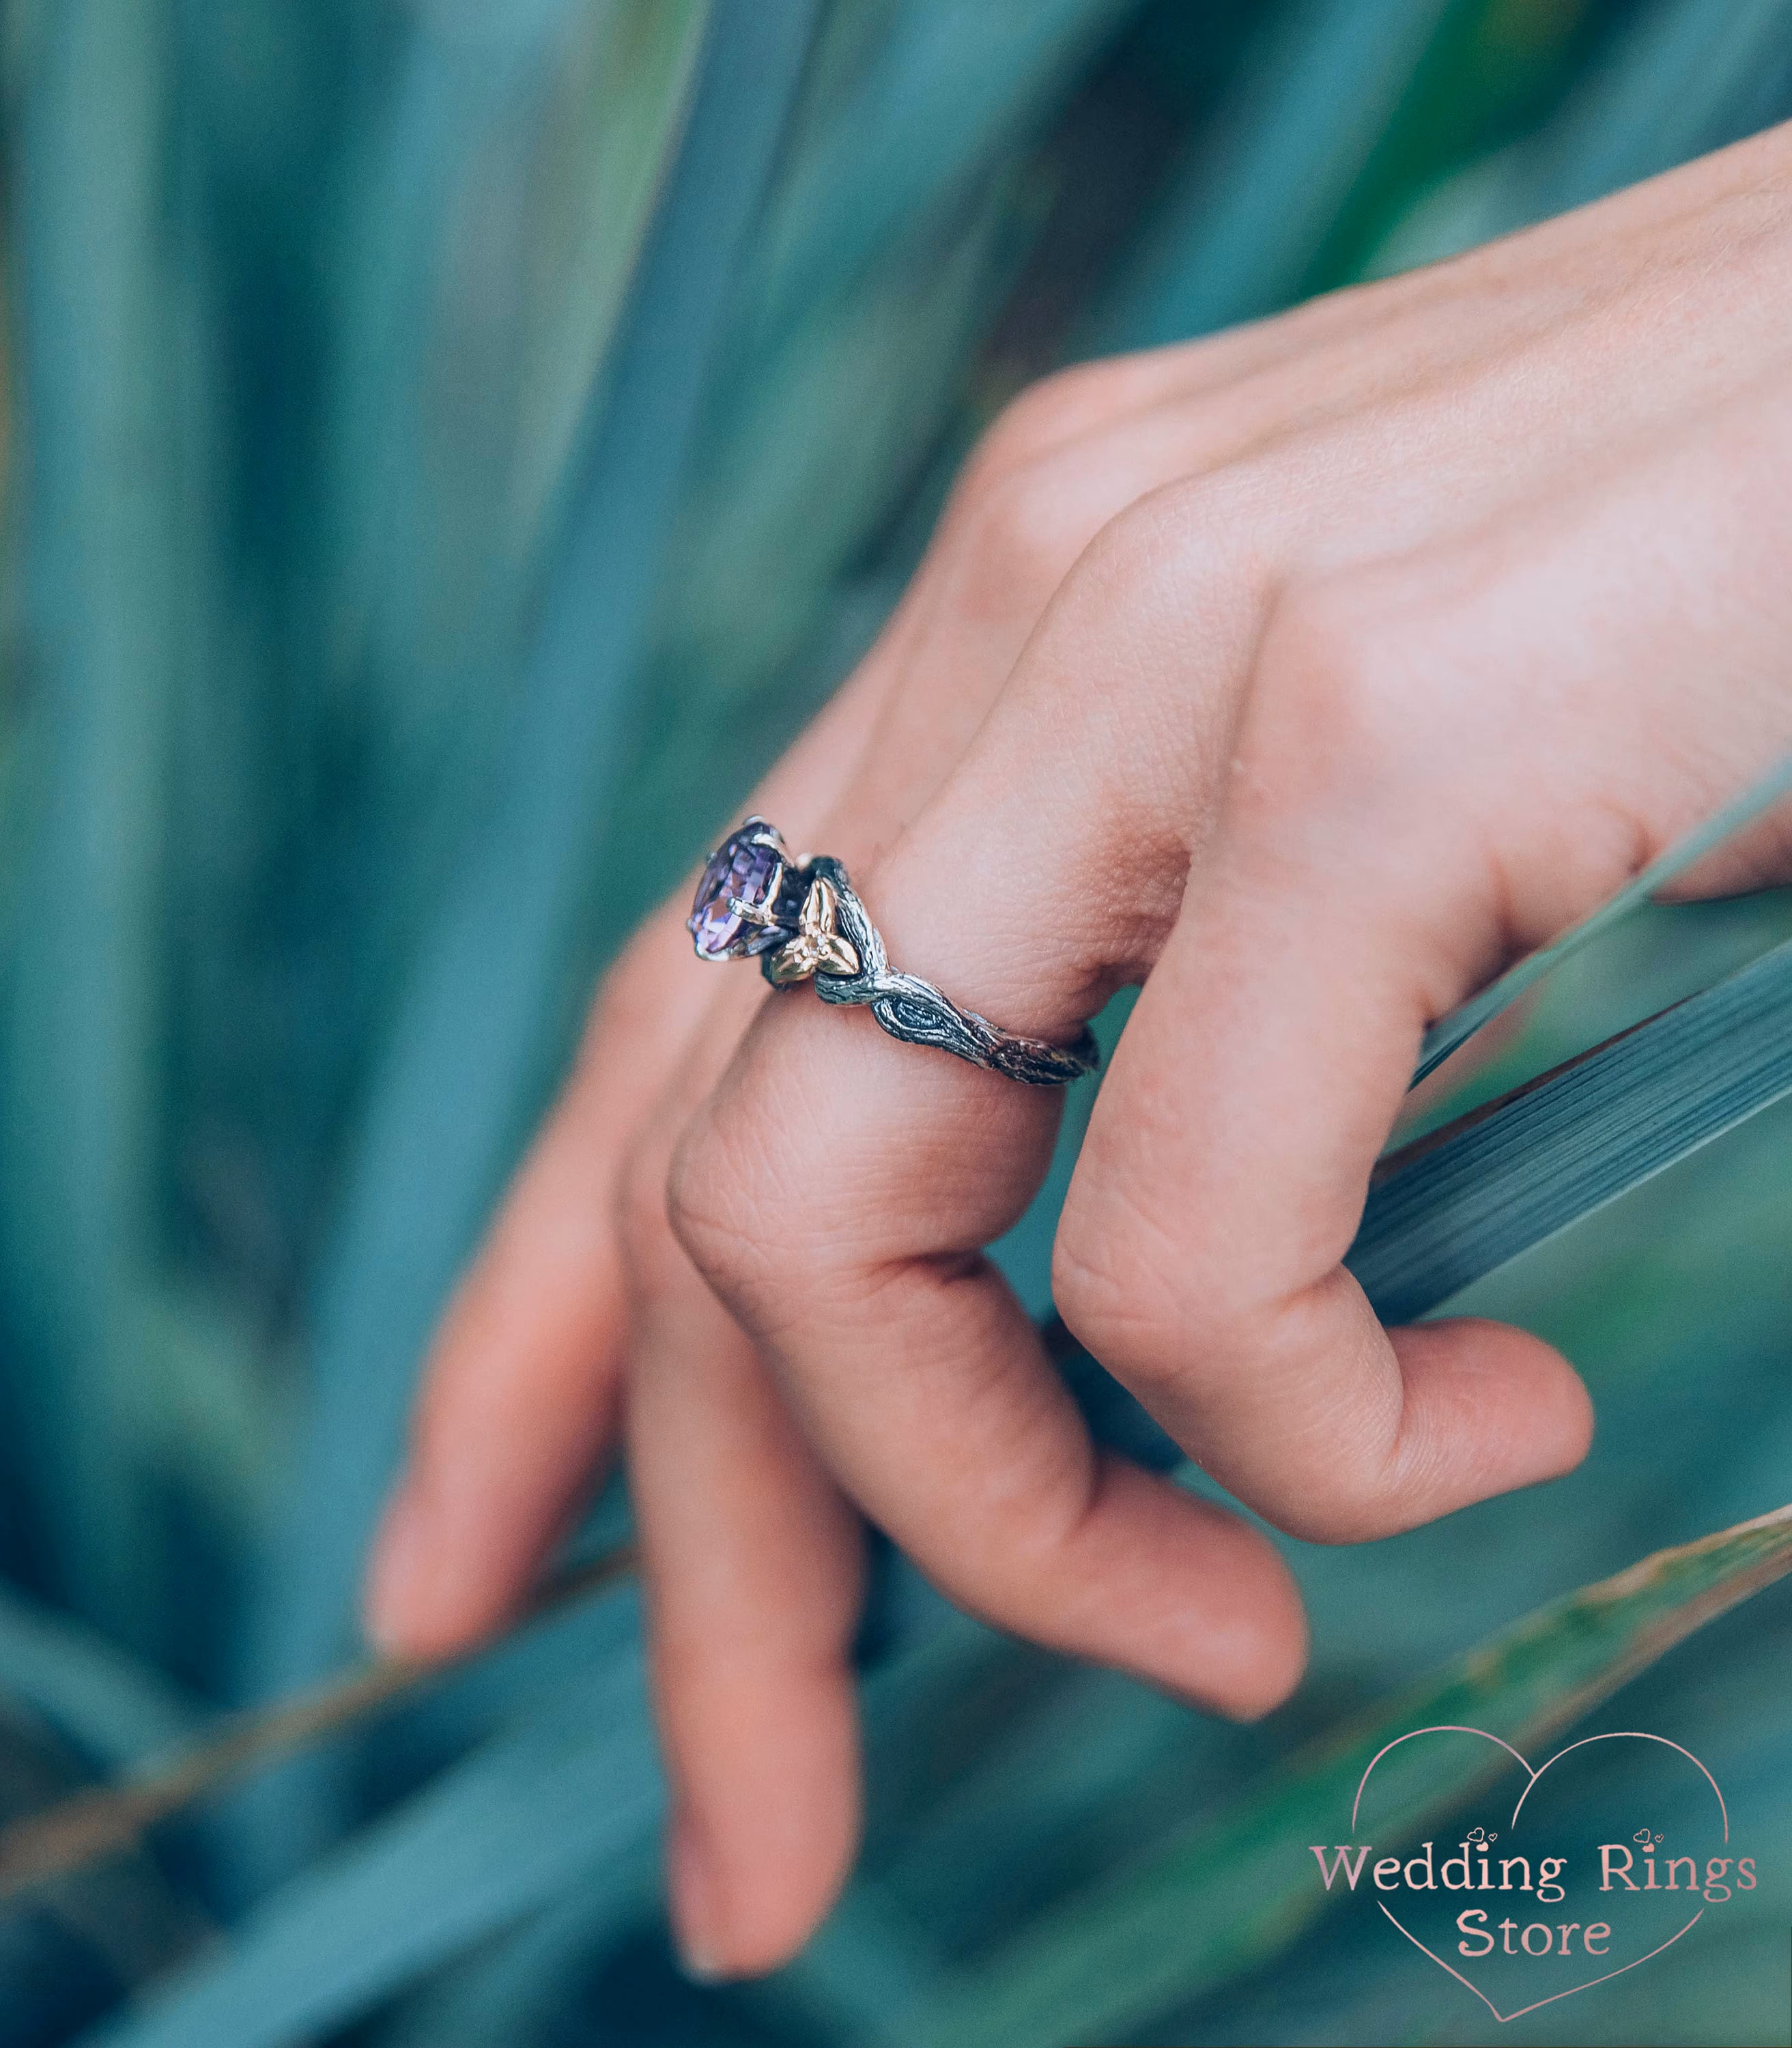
[1069,466,1273,638]
[1049,1212,1124,1351]
[1245,565,1518,995]
[1051,1193,1187,1382]
[1212,570,1432,885]
[1270,562,1393,670]
[973,361,1129,478]
[664,1100,786,1303]
[668,1069,916,1332]
[952,452,1105,614]
[1260,575,1386,726]
[1249,566,1457,809]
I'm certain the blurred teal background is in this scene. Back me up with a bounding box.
[2,1,1792,2042]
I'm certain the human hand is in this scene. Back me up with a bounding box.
[366,124,1792,1978]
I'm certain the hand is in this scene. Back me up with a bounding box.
[365,124,1792,1978]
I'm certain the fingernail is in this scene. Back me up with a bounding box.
[669,1808,727,1982]
[364,1483,431,1654]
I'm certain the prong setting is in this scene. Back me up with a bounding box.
[687,819,803,961]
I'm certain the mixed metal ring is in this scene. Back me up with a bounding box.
[687,818,1100,1087]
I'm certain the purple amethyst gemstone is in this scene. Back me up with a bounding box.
[687,825,791,959]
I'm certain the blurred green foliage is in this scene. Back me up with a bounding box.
[1,1,1792,2043]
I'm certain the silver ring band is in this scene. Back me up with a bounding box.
[795,857,1099,1085]
[687,821,1099,1087]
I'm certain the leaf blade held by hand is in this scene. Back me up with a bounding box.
[1413,754,1792,1085]
[1354,933,1792,1326]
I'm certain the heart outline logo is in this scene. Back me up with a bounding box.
[1352,1727,1728,2025]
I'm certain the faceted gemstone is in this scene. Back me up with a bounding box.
[687,827,788,958]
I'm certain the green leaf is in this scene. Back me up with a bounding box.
[1522,0,1792,219]
[89,1651,663,2048]
[0,1584,195,1772]
[240,0,820,1879]
[761,0,1142,341]
[920,1500,1792,2048]
[1414,756,1792,1083]
[1354,933,1792,1325]
[0,0,191,1647]
[1097,0,1456,347]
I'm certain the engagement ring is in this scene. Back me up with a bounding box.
[687,819,1099,1087]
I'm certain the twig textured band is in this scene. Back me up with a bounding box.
[687,821,1100,1087]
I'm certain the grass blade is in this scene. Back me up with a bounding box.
[1414,754,1792,1083]
[241,0,820,1877]
[1524,0,1792,220]
[923,1500,1792,2048]
[0,0,186,1642]
[89,1651,664,2048]
[1097,0,1453,347]
[762,0,1141,341]
[0,1549,635,1903]
[0,1584,195,1773]
[1354,934,1792,1325]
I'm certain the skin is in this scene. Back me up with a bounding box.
[363,124,1792,1978]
